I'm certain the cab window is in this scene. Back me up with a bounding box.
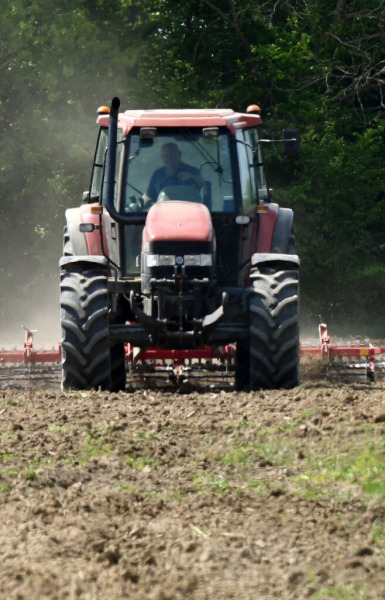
[90,127,123,206]
[236,127,268,212]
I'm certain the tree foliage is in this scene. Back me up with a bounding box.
[0,0,144,327]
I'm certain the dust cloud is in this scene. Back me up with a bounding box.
[0,282,61,348]
[0,103,101,350]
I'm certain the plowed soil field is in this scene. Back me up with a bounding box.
[1,370,385,599]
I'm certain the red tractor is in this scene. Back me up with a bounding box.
[60,97,300,391]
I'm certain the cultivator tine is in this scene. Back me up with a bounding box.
[326,360,374,382]
[126,352,236,391]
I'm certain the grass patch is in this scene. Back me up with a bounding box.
[247,478,270,495]
[0,458,55,487]
[166,486,187,502]
[371,519,385,546]
[200,419,385,502]
[126,455,157,470]
[247,478,286,496]
[81,425,110,463]
[338,446,385,496]
[220,445,253,466]
[23,458,53,482]
[3,430,18,437]
[1,453,15,461]
[123,429,163,470]
[118,483,138,493]
[315,584,368,598]
[292,440,385,500]
[193,472,231,493]
[1,467,20,478]
[48,425,70,436]
[224,419,250,432]
[133,430,160,442]
[215,434,299,469]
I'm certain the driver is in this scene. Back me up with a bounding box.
[142,142,203,207]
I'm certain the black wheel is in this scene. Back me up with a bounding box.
[60,265,112,390]
[249,267,299,390]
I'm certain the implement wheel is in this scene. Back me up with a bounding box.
[60,265,112,390]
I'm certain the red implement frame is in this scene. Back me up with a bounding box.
[125,344,235,362]
[1,323,384,382]
[0,329,235,376]
[300,323,385,378]
[0,328,61,365]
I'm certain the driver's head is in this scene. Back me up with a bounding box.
[161,143,182,169]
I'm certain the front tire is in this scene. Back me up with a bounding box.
[60,265,112,390]
[249,267,300,390]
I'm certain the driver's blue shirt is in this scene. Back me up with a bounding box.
[146,162,201,201]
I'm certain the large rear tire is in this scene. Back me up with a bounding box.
[60,266,112,390]
[249,267,299,390]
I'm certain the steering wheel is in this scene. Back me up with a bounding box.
[160,176,183,189]
[127,195,144,211]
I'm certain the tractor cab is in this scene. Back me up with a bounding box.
[89,107,271,285]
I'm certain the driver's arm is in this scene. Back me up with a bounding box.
[177,170,203,188]
[142,192,153,207]
[142,171,158,207]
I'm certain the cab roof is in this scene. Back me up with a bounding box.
[97,108,261,135]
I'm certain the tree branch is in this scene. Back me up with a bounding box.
[201,0,254,57]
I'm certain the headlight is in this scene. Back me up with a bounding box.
[200,254,213,266]
[159,254,175,266]
[144,254,176,267]
[184,254,213,266]
[184,255,201,266]
[144,254,212,267]
[145,254,159,267]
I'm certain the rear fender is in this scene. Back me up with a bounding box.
[59,255,109,270]
[256,204,294,253]
[251,252,300,272]
[65,207,87,255]
[64,205,119,264]
[271,207,294,253]
[239,204,296,285]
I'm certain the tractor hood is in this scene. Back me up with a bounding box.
[142,201,215,246]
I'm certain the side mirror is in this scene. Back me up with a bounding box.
[202,127,219,138]
[283,129,300,156]
[139,127,156,148]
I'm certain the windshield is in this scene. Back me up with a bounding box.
[120,127,235,214]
